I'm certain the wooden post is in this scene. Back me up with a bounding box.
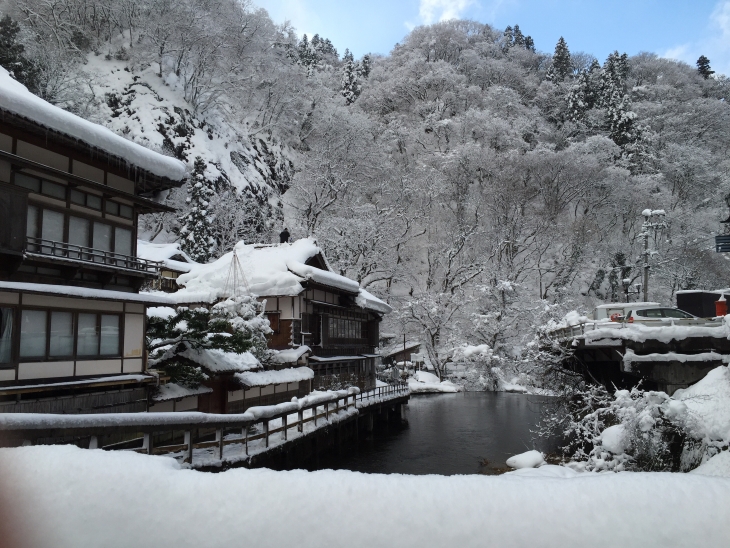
[216,428,224,460]
[143,432,153,455]
[88,436,98,449]
[313,405,317,426]
[264,420,270,448]
[184,431,193,464]
[325,402,329,420]
[282,415,288,441]
[243,427,248,456]
[298,410,304,433]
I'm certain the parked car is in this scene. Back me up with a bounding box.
[592,302,660,321]
[621,306,698,323]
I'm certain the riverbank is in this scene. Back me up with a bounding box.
[1,445,728,548]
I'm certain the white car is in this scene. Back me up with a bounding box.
[621,307,697,323]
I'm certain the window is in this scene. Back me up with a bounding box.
[114,227,132,256]
[15,310,121,361]
[93,222,112,253]
[41,180,66,200]
[49,311,74,357]
[328,317,365,340]
[0,308,13,364]
[662,308,693,319]
[19,310,47,358]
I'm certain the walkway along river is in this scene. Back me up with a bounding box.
[311,392,558,475]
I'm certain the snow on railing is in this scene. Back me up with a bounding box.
[548,318,724,340]
[0,383,409,466]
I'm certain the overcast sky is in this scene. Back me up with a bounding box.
[253,0,730,76]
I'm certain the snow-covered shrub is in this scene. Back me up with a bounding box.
[452,344,500,391]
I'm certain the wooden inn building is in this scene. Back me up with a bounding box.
[0,67,186,414]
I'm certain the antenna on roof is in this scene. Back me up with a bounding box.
[222,248,251,299]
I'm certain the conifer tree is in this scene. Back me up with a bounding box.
[0,15,39,93]
[524,36,535,52]
[341,52,361,105]
[503,26,514,49]
[179,157,217,263]
[359,54,372,78]
[550,37,572,81]
[696,55,714,79]
[513,25,525,47]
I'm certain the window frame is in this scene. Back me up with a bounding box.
[16,307,123,363]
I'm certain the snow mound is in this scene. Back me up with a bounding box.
[599,424,628,454]
[689,451,730,478]
[0,67,185,180]
[408,371,462,393]
[673,365,730,441]
[236,367,313,387]
[506,450,546,469]
[414,371,440,384]
[1,445,730,547]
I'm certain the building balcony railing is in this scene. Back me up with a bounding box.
[25,236,161,275]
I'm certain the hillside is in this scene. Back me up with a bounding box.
[2,1,730,373]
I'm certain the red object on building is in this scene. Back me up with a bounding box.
[715,298,727,317]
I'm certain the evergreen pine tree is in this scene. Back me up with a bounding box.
[551,37,572,81]
[297,34,319,76]
[513,25,525,47]
[503,26,514,50]
[179,157,217,263]
[524,36,535,52]
[696,55,714,79]
[341,54,361,105]
[359,54,372,78]
[0,15,40,93]
[567,70,592,122]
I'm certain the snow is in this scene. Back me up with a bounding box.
[153,383,213,402]
[236,367,314,387]
[271,345,312,364]
[408,371,462,393]
[0,375,150,394]
[287,261,360,294]
[599,425,628,454]
[673,365,730,441]
[178,348,261,373]
[0,67,186,181]
[147,306,177,320]
[623,349,727,364]
[355,288,393,314]
[137,240,195,273]
[174,239,322,302]
[3,446,729,548]
[0,281,174,305]
[689,451,730,478]
[583,320,730,345]
[506,450,546,469]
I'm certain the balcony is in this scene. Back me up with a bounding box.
[25,237,161,277]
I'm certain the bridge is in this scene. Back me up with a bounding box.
[0,383,410,470]
[550,319,730,394]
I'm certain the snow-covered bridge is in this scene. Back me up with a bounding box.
[0,383,410,470]
[550,319,730,394]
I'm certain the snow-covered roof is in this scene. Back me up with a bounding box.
[356,288,392,314]
[235,367,314,387]
[178,348,261,373]
[152,383,213,402]
[271,346,312,364]
[381,340,421,358]
[0,67,186,181]
[137,240,195,273]
[0,281,174,305]
[173,239,372,305]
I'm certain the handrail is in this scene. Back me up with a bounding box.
[25,236,161,274]
[0,384,410,465]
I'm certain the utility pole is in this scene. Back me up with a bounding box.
[640,209,667,302]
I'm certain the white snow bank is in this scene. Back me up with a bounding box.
[506,450,545,469]
[153,383,213,402]
[0,281,174,304]
[414,371,440,384]
[689,451,730,478]
[287,261,360,294]
[137,240,195,273]
[0,67,185,181]
[3,445,729,548]
[178,348,261,373]
[408,372,462,394]
[584,321,730,344]
[599,424,628,454]
[147,306,177,320]
[674,365,730,440]
[236,367,313,387]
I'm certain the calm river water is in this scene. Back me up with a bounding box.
[316,392,557,475]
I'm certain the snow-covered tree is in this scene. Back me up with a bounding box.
[341,51,362,105]
[549,37,572,81]
[179,157,216,263]
[696,55,714,79]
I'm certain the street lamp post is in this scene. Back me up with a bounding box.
[640,209,667,302]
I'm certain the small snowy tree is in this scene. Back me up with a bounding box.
[550,37,572,81]
[178,157,216,263]
[341,49,361,105]
[696,55,714,79]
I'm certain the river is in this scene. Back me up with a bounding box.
[315,392,558,475]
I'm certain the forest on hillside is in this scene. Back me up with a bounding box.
[2,0,730,380]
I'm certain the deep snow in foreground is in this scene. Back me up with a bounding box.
[1,446,729,548]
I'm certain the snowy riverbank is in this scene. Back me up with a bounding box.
[1,445,729,548]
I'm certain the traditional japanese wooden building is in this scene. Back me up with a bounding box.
[0,67,186,414]
[167,239,392,412]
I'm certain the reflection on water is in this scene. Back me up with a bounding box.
[315,392,557,475]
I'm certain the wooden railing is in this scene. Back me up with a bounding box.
[549,318,723,340]
[25,236,161,275]
[0,384,410,465]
